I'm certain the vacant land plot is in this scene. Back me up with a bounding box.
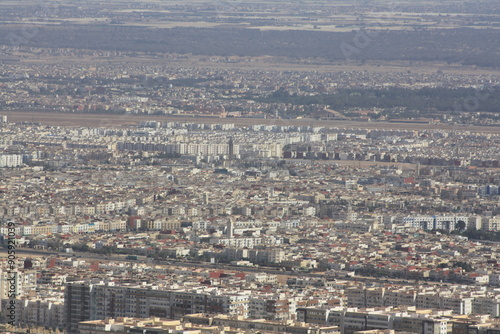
[6,111,500,134]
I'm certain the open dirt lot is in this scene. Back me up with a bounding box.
[12,49,500,76]
[5,111,500,134]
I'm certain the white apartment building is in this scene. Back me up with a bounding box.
[0,154,23,167]
[0,269,37,299]
[398,215,469,232]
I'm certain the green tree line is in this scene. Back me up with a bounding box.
[258,87,500,113]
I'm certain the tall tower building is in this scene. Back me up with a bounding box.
[65,283,94,333]
[228,137,234,161]
[227,218,234,238]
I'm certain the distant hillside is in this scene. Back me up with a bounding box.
[1,25,500,67]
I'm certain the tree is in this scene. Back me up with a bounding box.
[455,220,466,231]
[453,261,474,272]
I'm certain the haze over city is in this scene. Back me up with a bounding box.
[1,1,500,334]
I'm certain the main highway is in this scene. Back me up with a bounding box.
[7,111,500,134]
[2,248,444,286]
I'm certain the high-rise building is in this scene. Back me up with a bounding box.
[228,137,234,160]
[65,283,94,333]
[64,283,250,333]
[227,218,234,238]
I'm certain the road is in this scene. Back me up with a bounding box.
[2,248,444,287]
[5,111,500,134]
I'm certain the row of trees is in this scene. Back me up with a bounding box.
[259,86,500,113]
[452,229,500,242]
[1,26,499,67]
